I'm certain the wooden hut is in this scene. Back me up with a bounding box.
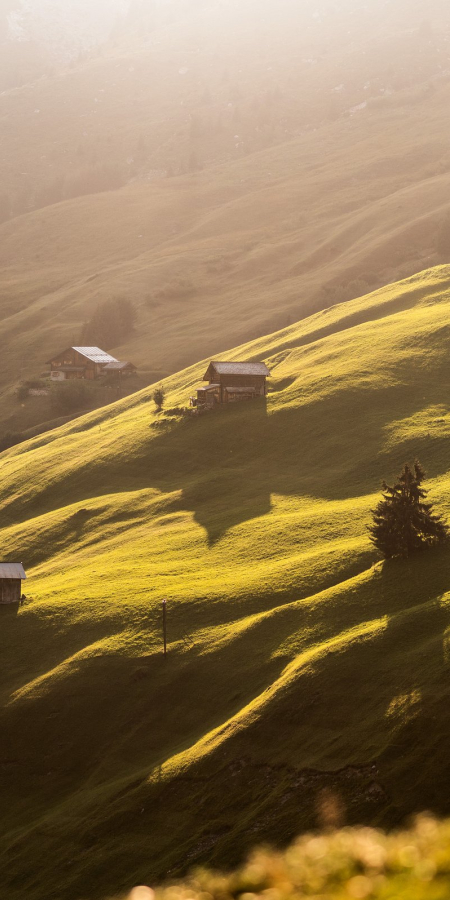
[0,563,27,604]
[192,361,270,408]
[47,347,119,381]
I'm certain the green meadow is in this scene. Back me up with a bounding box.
[3,266,450,899]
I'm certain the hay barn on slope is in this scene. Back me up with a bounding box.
[192,360,270,409]
[0,563,27,604]
[47,347,136,381]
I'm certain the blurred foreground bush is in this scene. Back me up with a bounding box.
[121,817,450,900]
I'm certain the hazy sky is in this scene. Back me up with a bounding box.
[7,0,131,54]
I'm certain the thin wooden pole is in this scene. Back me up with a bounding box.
[163,599,167,658]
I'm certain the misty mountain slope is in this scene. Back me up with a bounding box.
[2,0,450,204]
[1,91,450,437]
[2,0,450,439]
[2,267,450,899]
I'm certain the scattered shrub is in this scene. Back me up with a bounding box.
[153,387,165,412]
[80,296,137,350]
[164,406,187,417]
[16,379,48,401]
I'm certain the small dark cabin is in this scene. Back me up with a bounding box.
[192,361,270,409]
[0,563,27,605]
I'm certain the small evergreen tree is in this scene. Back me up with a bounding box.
[369,461,448,559]
[153,387,165,412]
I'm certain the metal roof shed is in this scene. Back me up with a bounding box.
[0,563,27,605]
[71,347,118,364]
[203,361,270,379]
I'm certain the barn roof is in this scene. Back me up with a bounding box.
[47,347,118,365]
[103,360,136,371]
[204,361,270,378]
[0,563,26,580]
[72,347,118,364]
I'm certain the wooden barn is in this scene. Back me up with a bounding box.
[0,563,27,605]
[192,360,270,409]
[47,347,136,381]
[103,361,137,378]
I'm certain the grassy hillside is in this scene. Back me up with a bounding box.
[4,0,450,436]
[4,88,450,435]
[2,267,450,899]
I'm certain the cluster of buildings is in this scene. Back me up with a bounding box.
[46,348,270,410]
[47,347,136,381]
[1,353,270,605]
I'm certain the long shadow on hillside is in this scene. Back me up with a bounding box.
[4,549,450,899]
[140,376,450,544]
[0,602,18,621]
[120,549,450,878]
[6,369,450,548]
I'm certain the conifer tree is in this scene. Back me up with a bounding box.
[369,462,448,559]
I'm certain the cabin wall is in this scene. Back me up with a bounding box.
[201,369,268,406]
[0,579,21,604]
[49,350,100,380]
[51,349,80,368]
[218,375,266,396]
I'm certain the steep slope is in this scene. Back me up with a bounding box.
[3,0,450,437]
[3,0,450,205]
[4,86,450,436]
[2,267,450,899]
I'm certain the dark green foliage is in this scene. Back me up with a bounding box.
[153,386,165,411]
[16,379,48,401]
[80,296,137,350]
[50,380,91,415]
[369,461,448,559]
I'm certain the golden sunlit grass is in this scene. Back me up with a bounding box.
[2,269,450,898]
